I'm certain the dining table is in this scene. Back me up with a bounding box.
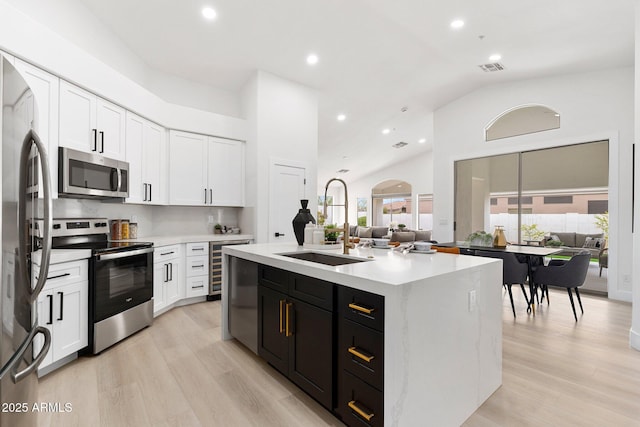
[438,242,563,313]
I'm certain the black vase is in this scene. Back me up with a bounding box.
[292,199,316,245]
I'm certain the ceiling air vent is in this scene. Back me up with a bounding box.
[478,63,506,72]
[392,141,408,149]
[337,169,350,173]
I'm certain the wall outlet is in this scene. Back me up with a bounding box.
[468,290,477,312]
[207,215,214,224]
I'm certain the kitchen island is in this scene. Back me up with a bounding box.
[221,243,502,426]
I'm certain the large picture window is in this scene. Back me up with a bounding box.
[371,180,412,227]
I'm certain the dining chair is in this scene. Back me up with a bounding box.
[432,246,460,254]
[531,252,590,321]
[475,250,529,317]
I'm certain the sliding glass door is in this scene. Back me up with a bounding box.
[455,141,609,245]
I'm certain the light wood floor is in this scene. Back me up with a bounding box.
[37,289,640,427]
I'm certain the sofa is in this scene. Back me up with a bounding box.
[544,231,605,258]
[349,226,433,242]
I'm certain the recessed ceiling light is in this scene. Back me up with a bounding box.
[306,54,319,65]
[489,54,502,62]
[418,138,426,144]
[450,19,465,29]
[554,113,560,117]
[382,128,391,135]
[202,7,217,20]
[337,114,346,121]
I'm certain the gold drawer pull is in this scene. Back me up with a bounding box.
[348,346,374,363]
[349,303,374,315]
[348,400,374,422]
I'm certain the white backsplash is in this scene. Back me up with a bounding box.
[53,199,241,237]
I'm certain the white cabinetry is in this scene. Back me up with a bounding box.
[184,242,209,298]
[208,136,244,206]
[32,259,88,375]
[125,112,167,204]
[169,131,244,206]
[59,80,125,160]
[153,245,183,314]
[13,59,60,199]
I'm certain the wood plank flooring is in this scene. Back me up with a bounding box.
[37,289,640,426]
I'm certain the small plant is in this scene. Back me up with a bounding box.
[467,231,493,247]
[324,224,339,241]
[398,223,407,230]
[546,239,563,247]
[594,212,609,241]
[214,223,222,230]
[521,224,545,241]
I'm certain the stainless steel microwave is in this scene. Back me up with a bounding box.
[58,147,129,199]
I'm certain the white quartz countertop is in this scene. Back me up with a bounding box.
[32,249,91,266]
[122,234,254,247]
[223,242,499,296]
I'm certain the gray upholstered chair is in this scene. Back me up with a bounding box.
[475,250,529,317]
[599,248,608,277]
[532,252,590,321]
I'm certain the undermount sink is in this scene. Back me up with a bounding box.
[278,251,371,266]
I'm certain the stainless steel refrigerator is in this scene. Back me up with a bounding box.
[0,56,53,426]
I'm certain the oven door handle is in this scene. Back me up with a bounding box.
[95,247,153,261]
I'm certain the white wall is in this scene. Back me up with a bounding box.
[433,67,634,302]
[0,0,246,139]
[240,70,318,243]
[345,151,434,229]
[630,0,640,351]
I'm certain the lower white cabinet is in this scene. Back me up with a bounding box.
[33,259,88,375]
[185,242,208,298]
[153,245,183,314]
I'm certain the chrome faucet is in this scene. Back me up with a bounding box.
[323,178,354,255]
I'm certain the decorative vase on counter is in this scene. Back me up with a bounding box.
[292,199,316,245]
[493,225,507,248]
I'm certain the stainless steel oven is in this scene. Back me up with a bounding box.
[35,218,153,354]
[58,147,129,199]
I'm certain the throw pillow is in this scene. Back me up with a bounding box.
[357,226,372,238]
[583,237,604,249]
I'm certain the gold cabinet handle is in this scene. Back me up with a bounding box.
[285,302,293,337]
[279,300,284,334]
[348,346,374,363]
[349,302,374,315]
[348,400,374,422]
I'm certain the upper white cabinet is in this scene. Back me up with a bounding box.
[208,136,244,206]
[168,131,209,205]
[125,112,167,204]
[13,59,60,199]
[59,80,125,160]
[169,130,244,206]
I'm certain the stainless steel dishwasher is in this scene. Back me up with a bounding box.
[208,239,251,299]
[227,255,258,354]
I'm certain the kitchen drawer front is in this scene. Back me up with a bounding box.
[155,245,181,261]
[338,370,383,427]
[289,273,334,311]
[339,318,384,390]
[186,242,209,257]
[33,259,88,290]
[185,276,207,298]
[185,255,208,277]
[258,264,289,293]
[339,287,385,332]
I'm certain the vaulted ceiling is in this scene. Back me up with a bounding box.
[75,0,635,184]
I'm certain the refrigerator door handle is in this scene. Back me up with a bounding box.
[18,130,52,302]
[11,326,51,384]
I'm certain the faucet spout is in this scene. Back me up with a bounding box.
[323,178,353,255]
